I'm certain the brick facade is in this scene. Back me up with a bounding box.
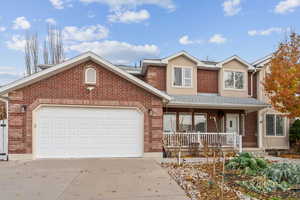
[145,66,166,91]
[197,69,218,93]
[8,60,163,154]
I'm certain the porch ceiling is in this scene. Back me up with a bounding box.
[167,94,269,111]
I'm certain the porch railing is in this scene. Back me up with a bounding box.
[163,132,242,152]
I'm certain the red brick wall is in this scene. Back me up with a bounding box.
[197,69,218,93]
[8,60,163,154]
[145,66,166,91]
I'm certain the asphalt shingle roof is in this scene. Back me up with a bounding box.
[169,94,268,107]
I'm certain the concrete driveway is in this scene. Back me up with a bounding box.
[0,158,188,200]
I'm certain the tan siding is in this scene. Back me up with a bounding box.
[166,55,198,95]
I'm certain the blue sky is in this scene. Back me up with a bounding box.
[0,0,300,84]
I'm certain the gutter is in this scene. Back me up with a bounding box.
[167,101,270,109]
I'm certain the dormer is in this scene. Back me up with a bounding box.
[218,55,254,98]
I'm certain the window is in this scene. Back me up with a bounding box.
[224,71,244,89]
[163,113,176,132]
[266,114,284,136]
[178,113,192,132]
[173,67,192,87]
[194,113,207,132]
[85,68,96,84]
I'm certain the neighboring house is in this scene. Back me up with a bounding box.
[0,51,288,160]
[253,55,290,150]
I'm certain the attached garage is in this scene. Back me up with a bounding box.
[34,106,144,158]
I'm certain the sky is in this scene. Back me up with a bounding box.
[0,0,300,84]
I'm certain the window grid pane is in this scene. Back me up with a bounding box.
[276,115,284,136]
[179,113,192,132]
[173,68,182,86]
[224,71,234,88]
[234,72,244,89]
[163,113,176,132]
[194,114,206,132]
[266,114,275,136]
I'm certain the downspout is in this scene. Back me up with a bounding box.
[0,96,8,161]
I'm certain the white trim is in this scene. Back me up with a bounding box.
[223,70,246,91]
[32,104,145,159]
[252,54,272,66]
[0,52,171,101]
[171,66,193,88]
[85,67,96,84]
[217,55,254,70]
[162,51,206,66]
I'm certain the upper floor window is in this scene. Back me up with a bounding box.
[85,68,96,84]
[224,71,244,89]
[173,67,192,88]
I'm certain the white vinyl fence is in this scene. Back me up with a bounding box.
[0,119,8,160]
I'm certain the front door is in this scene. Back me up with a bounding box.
[226,114,239,134]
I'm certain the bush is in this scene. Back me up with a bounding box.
[237,176,289,194]
[226,152,268,175]
[263,163,300,185]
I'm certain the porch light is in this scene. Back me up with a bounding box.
[148,109,153,116]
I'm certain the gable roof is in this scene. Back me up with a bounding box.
[0,51,171,101]
[216,55,255,70]
[252,54,272,68]
[141,51,219,74]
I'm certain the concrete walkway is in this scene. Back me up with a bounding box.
[0,158,189,200]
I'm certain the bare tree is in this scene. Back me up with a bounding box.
[24,33,39,75]
[25,34,31,75]
[45,25,64,65]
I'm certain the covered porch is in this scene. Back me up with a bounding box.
[162,94,269,152]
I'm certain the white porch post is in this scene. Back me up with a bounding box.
[258,109,264,149]
[239,135,242,153]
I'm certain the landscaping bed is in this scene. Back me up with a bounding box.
[162,153,300,200]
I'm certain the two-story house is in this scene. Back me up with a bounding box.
[0,51,289,160]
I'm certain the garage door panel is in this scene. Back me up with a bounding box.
[36,107,143,158]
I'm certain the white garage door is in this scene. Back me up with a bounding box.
[35,106,143,158]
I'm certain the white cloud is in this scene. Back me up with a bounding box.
[63,25,109,42]
[275,0,300,14]
[223,0,241,16]
[12,17,31,30]
[45,18,57,25]
[179,35,202,45]
[108,9,150,23]
[209,34,227,44]
[50,0,64,9]
[79,0,176,12]
[49,0,72,9]
[248,27,284,36]
[0,26,6,32]
[6,35,26,52]
[66,40,159,64]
